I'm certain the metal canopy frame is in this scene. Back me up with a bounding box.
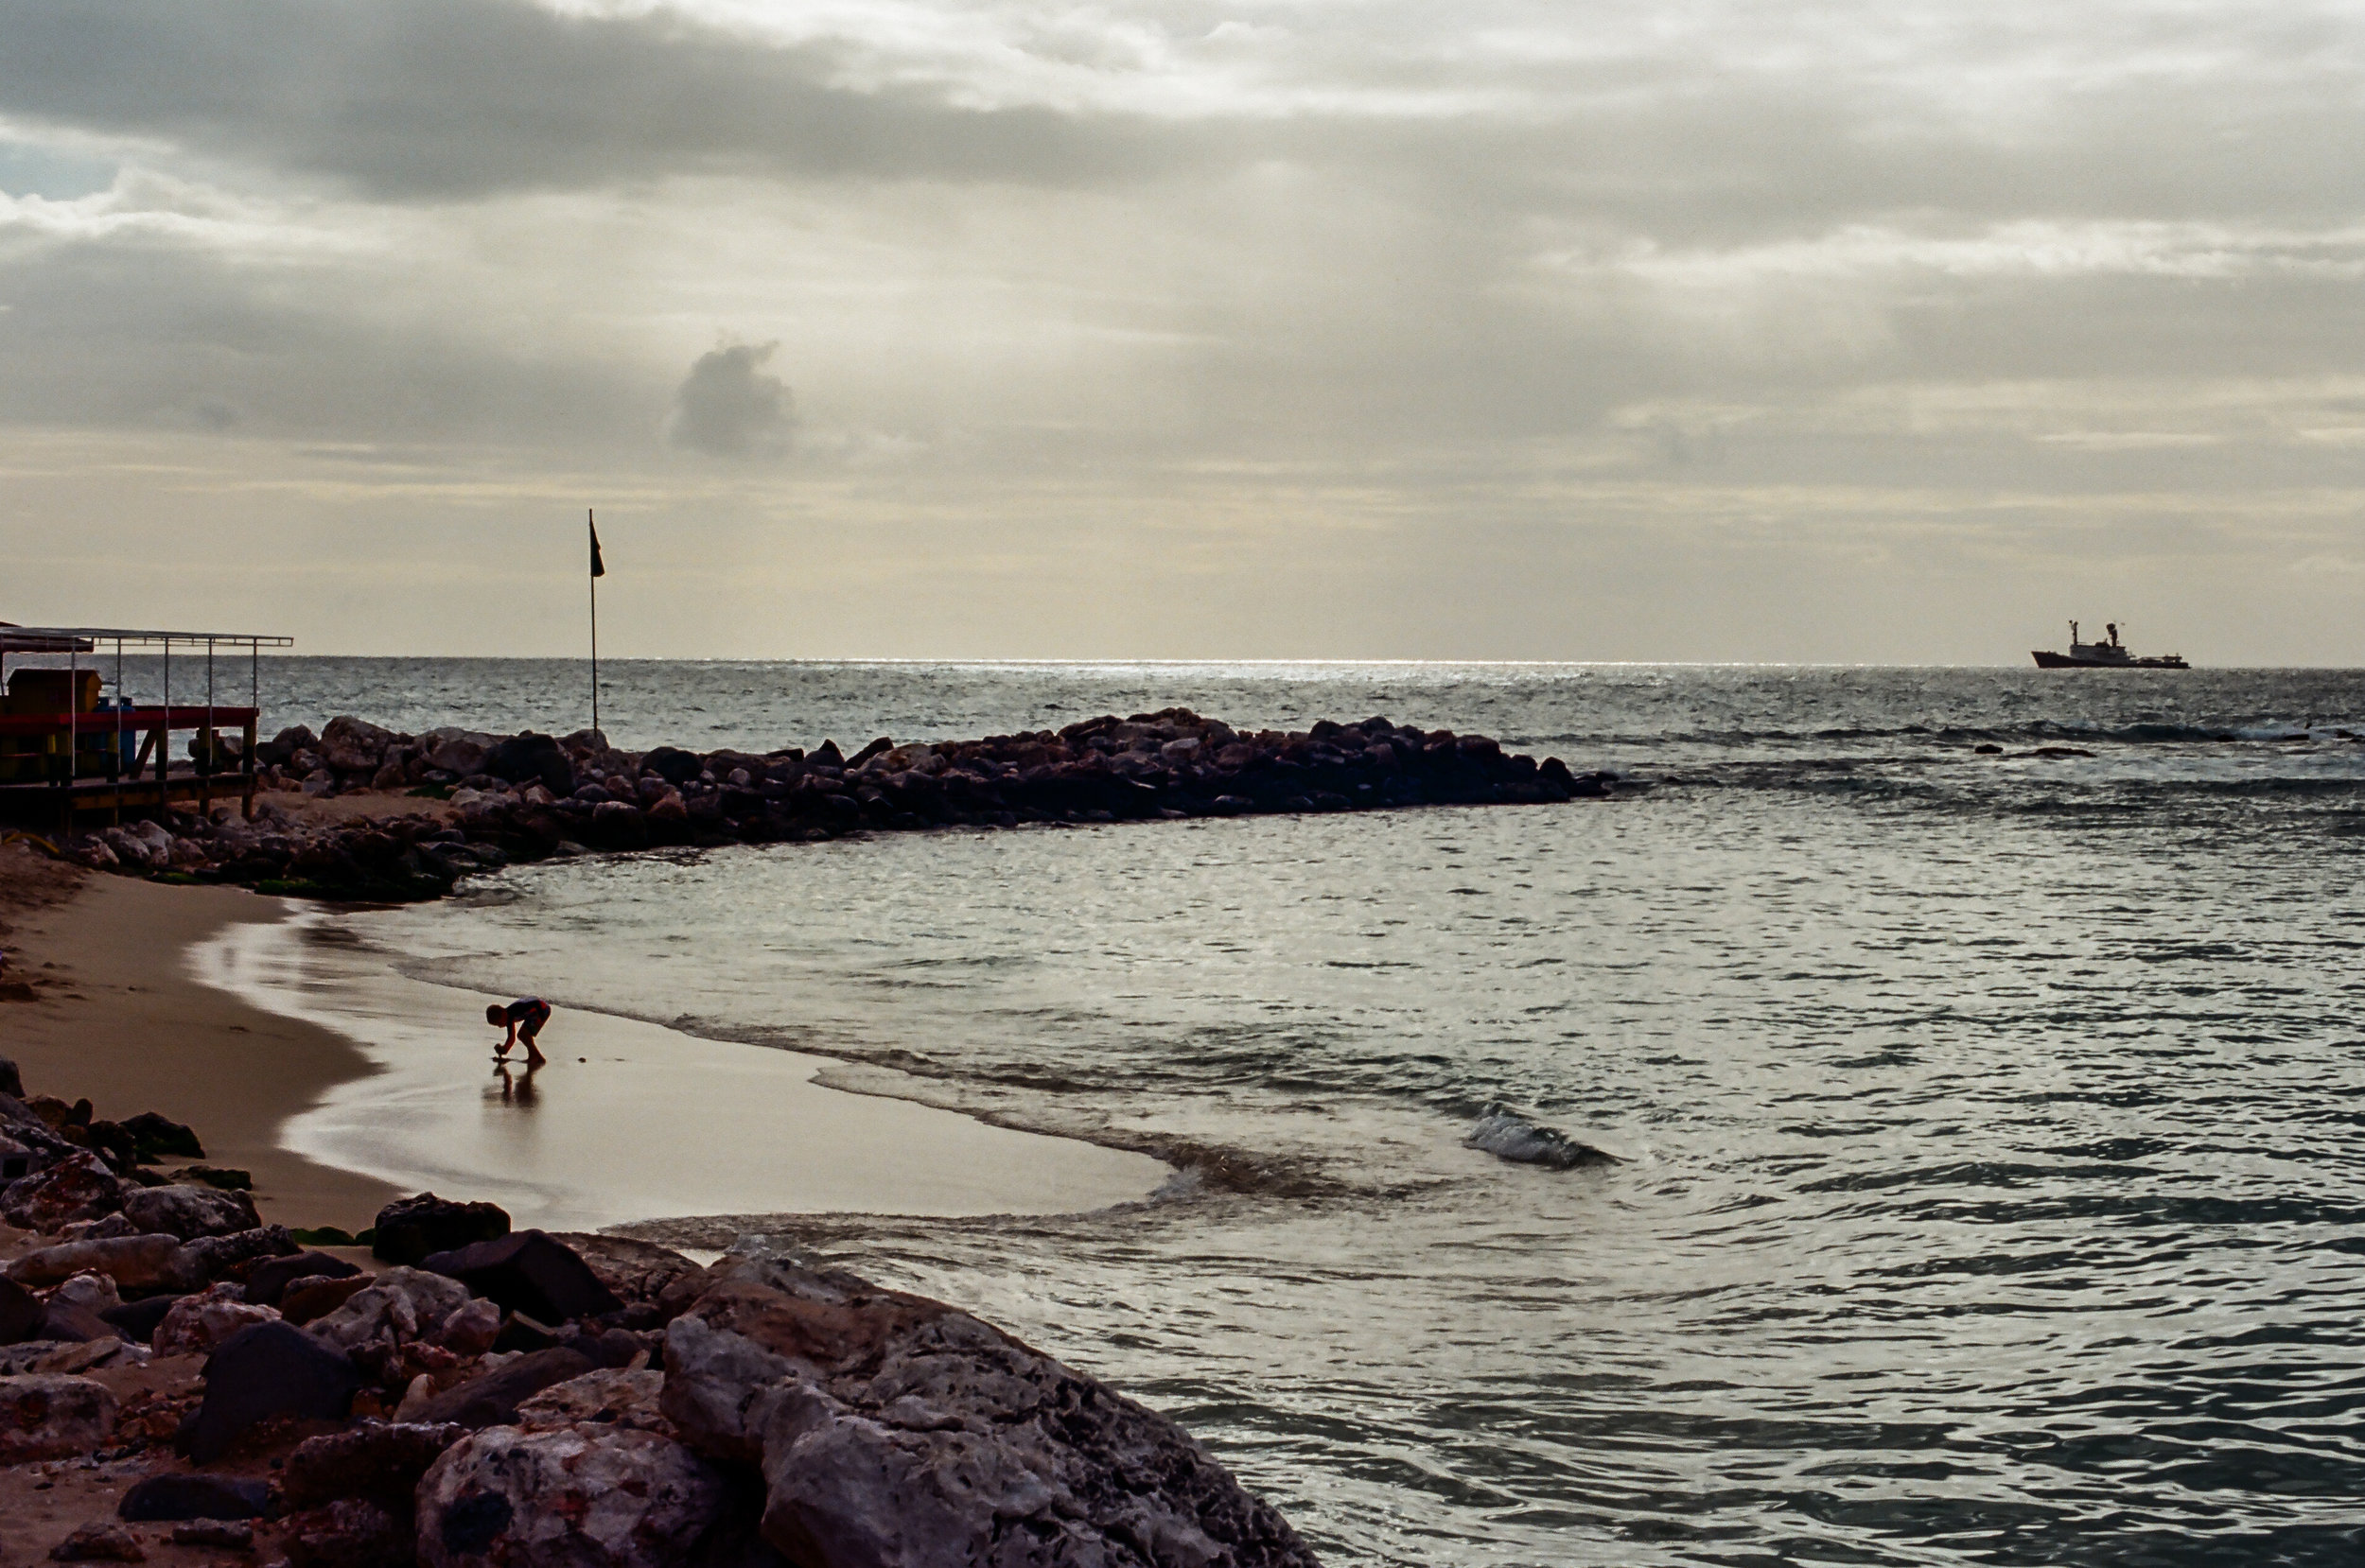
[0,625,293,827]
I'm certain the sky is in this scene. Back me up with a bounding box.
[2,0,2361,663]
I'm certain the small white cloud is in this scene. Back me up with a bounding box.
[664,340,795,458]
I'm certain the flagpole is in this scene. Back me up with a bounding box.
[588,508,600,738]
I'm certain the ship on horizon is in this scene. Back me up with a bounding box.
[2032,620,2189,670]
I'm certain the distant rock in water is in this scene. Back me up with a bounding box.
[1465,1108,1619,1170]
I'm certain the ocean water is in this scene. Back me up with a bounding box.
[241,662,2365,1565]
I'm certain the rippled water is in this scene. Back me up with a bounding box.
[233,661,2365,1566]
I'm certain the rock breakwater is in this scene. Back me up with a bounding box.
[58,708,1620,900]
[0,1052,1320,1566]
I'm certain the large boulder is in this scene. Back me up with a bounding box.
[421,1230,622,1326]
[549,1234,711,1324]
[513,1368,666,1433]
[2,1151,126,1230]
[284,1420,471,1512]
[4,1233,189,1294]
[0,1373,118,1462]
[407,1347,596,1430]
[639,746,703,786]
[662,1258,1319,1568]
[281,1498,412,1568]
[183,1319,362,1464]
[258,724,319,766]
[180,1224,301,1285]
[415,1422,727,1568]
[282,1275,378,1327]
[48,1523,146,1562]
[100,1294,184,1346]
[482,734,575,797]
[123,1183,261,1241]
[422,729,497,777]
[307,1267,486,1376]
[374,1193,512,1266]
[246,1250,363,1308]
[320,717,398,774]
[153,1281,280,1358]
[0,1277,43,1344]
[584,800,649,850]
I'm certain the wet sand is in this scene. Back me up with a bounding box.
[2,839,1168,1235]
[196,911,1171,1232]
[0,843,401,1228]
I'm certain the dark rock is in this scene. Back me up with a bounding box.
[0,1276,43,1344]
[99,1294,182,1346]
[183,1319,362,1464]
[118,1473,273,1522]
[280,1498,410,1568]
[7,1234,192,1295]
[663,1258,1318,1568]
[0,1056,20,1099]
[641,746,703,785]
[246,1251,362,1308]
[319,716,396,774]
[585,800,649,850]
[33,1299,127,1345]
[408,1347,595,1430]
[154,1281,280,1357]
[491,1313,563,1355]
[373,1193,511,1266]
[416,1422,725,1568]
[3,1151,127,1230]
[180,1225,299,1284]
[81,1120,141,1173]
[482,734,575,796]
[123,1183,261,1241]
[46,1523,145,1562]
[561,1326,651,1369]
[0,1373,119,1462]
[548,1234,711,1322]
[280,1275,376,1327]
[421,1230,622,1325]
[1465,1107,1620,1170]
[259,724,319,767]
[284,1420,471,1511]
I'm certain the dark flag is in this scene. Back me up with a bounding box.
[589,511,606,578]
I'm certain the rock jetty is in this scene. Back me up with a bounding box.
[0,1054,1321,1566]
[58,709,1619,900]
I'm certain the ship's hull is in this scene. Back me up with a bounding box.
[2032,651,2189,670]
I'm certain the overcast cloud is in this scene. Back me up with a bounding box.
[1,0,2361,660]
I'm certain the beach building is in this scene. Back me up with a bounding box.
[0,624,290,829]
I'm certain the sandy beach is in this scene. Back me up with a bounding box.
[1,830,1168,1236]
[200,910,1169,1231]
[0,840,401,1228]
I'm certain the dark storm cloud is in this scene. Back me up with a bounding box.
[0,0,1169,199]
[666,342,794,458]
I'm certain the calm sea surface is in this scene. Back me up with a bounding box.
[185,661,2365,1565]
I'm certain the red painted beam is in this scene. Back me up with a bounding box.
[0,706,260,735]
